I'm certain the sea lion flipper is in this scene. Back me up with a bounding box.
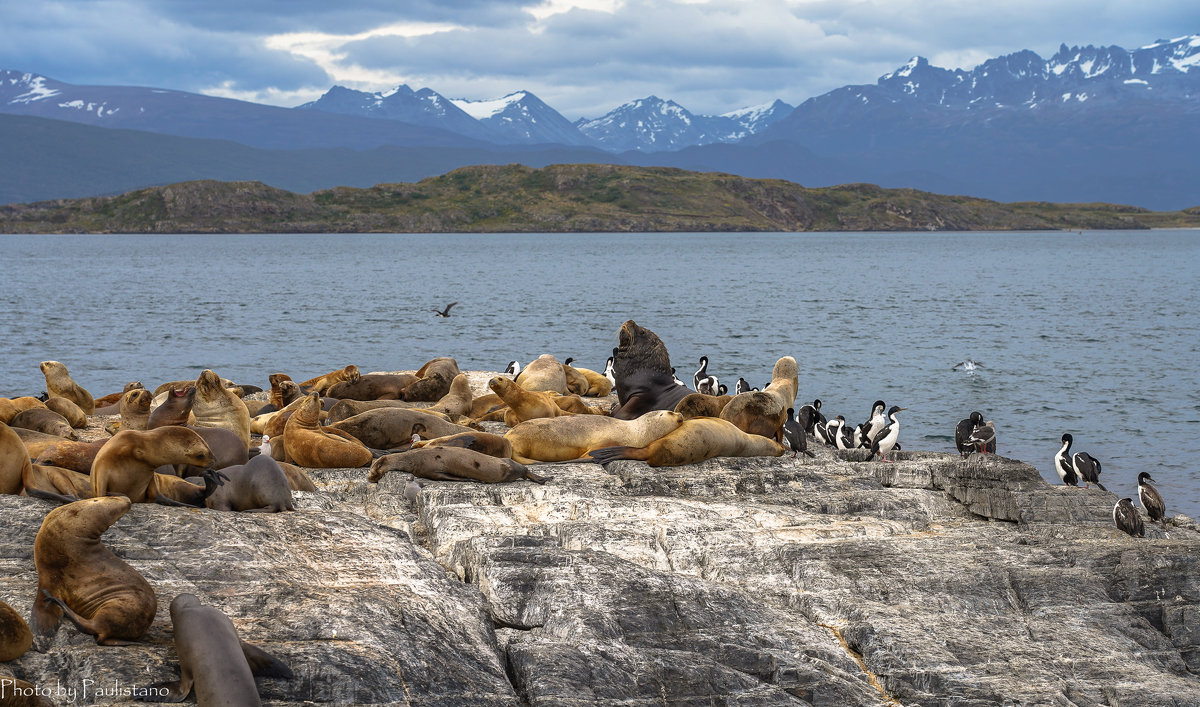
[31,588,62,639]
[153,494,200,508]
[524,469,551,485]
[240,640,295,679]
[586,446,636,464]
[23,487,80,504]
[40,589,99,637]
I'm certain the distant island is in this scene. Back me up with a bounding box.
[2,164,1198,234]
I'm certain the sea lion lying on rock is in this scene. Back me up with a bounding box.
[410,430,513,458]
[8,408,76,440]
[43,397,87,428]
[202,454,295,512]
[282,394,372,468]
[369,447,547,484]
[400,357,461,402]
[504,409,684,463]
[298,364,360,395]
[326,373,418,401]
[515,354,568,394]
[589,416,786,466]
[330,407,475,449]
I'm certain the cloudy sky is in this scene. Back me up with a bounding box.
[1,0,1196,119]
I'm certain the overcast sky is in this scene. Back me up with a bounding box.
[1,1,1196,119]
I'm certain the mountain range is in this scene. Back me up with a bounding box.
[1,34,1197,210]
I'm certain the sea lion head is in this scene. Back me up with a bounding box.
[278,381,302,405]
[296,393,322,424]
[123,381,144,393]
[269,373,292,387]
[39,361,66,377]
[123,389,153,413]
[614,320,672,377]
[487,376,515,397]
[344,365,361,383]
[195,369,224,398]
[54,496,133,538]
[142,427,215,469]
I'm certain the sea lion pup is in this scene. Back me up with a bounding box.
[93,381,144,410]
[564,359,613,397]
[589,417,786,467]
[32,496,157,645]
[34,439,108,475]
[39,360,94,415]
[401,357,461,402]
[192,369,252,450]
[155,594,293,705]
[426,373,474,418]
[515,354,569,394]
[44,397,87,428]
[0,598,34,661]
[410,430,513,459]
[609,320,691,420]
[489,376,573,426]
[504,410,685,464]
[204,455,295,512]
[8,408,77,440]
[284,394,373,469]
[329,407,475,449]
[298,364,360,395]
[369,447,547,485]
[718,356,799,442]
[90,427,219,504]
[119,388,153,431]
[675,392,734,420]
[326,373,418,401]
[1,421,35,495]
[148,385,196,429]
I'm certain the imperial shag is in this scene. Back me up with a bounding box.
[1113,498,1144,538]
[1137,472,1166,525]
[1054,434,1079,486]
[867,406,906,461]
[955,411,984,456]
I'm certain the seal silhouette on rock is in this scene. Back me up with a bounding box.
[326,373,418,401]
[401,357,461,402]
[609,321,691,420]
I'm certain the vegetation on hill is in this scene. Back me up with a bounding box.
[2,163,1198,233]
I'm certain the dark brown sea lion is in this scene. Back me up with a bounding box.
[298,364,360,395]
[330,407,475,449]
[154,594,293,705]
[119,388,153,431]
[503,409,684,464]
[410,430,513,458]
[514,354,569,394]
[369,447,547,484]
[33,439,108,475]
[589,416,786,466]
[401,357,461,402]
[43,397,86,428]
[93,381,144,410]
[0,598,33,661]
[1,421,32,495]
[610,320,690,420]
[32,496,157,645]
[326,373,418,401]
[283,394,372,468]
[675,392,733,420]
[8,408,76,440]
[40,360,94,415]
[193,369,251,449]
[148,385,196,429]
[204,455,295,512]
[90,427,217,504]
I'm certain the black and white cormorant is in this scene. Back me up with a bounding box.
[955,411,984,456]
[967,420,997,454]
[864,400,887,446]
[504,360,522,377]
[834,416,856,450]
[603,352,616,389]
[431,301,458,317]
[797,399,824,435]
[783,408,814,458]
[693,356,710,391]
[1072,450,1105,491]
[735,377,752,395]
[867,406,906,461]
[717,383,728,396]
[813,415,834,446]
[1054,434,1079,485]
[671,368,686,387]
[1113,498,1144,538]
[1137,472,1166,525]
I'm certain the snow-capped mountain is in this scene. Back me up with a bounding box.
[449,91,592,146]
[297,84,496,141]
[576,96,793,152]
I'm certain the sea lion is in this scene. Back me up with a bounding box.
[155,594,293,705]
[34,439,108,475]
[565,360,613,397]
[410,430,513,458]
[43,397,86,428]
[515,354,569,394]
[0,398,20,423]
[93,381,144,410]
[561,360,590,396]
[204,455,295,512]
[489,376,573,426]
[504,409,685,463]
[7,397,48,414]
[675,392,733,420]
[8,408,77,440]
[119,388,153,431]
[589,416,786,466]
[22,464,94,503]
[468,393,507,420]
[11,428,72,461]
[326,373,417,401]
[1,421,33,495]
[327,399,453,425]
[426,373,473,418]
[0,599,33,662]
[401,357,461,402]
[153,376,237,398]
[369,447,547,484]
[277,461,316,492]
[32,496,157,645]
[283,394,372,468]
[298,364,360,395]
[329,407,475,449]
[90,427,218,504]
[193,369,251,450]
[551,394,607,415]
[717,356,798,442]
[40,361,94,415]
[165,426,248,477]
[609,320,691,420]
[148,385,196,429]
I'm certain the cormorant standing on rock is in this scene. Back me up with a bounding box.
[1113,498,1144,538]
[1054,434,1079,486]
[956,411,984,456]
[867,406,906,461]
[1137,472,1166,525]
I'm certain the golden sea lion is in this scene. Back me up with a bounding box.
[40,360,94,415]
[8,408,76,440]
[369,447,547,484]
[11,428,70,461]
[329,407,474,449]
[410,430,513,458]
[0,397,20,423]
[119,388,153,431]
[153,375,237,398]
[193,369,251,450]
[504,409,685,463]
[32,496,157,645]
[717,356,798,442]
[0,599,33,661]
[426,373,473,418]
[401,357,461,402]
[283,394,372,469]
[609,320,690,419]
[204,455,295,512]
[589,416,786,466]
[276,461,316,492]
[564,359,613,397]
[155,594,293,705]
[515,354,568,394]
[561,361,590,396]
[675,392,733,420]
[298,364,360,395]
[22,464,94,503]
[327,399,454,425]
[1,421,33,495]
[43,397,86,428]
[489,376,573,426]
[468,393,507,420]
[90,427,217,504]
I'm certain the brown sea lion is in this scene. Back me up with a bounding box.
[267,373,293,403]
[589,416,786,466]
[468,393,507,420]
[8,408,77,440]
[119,388,153,431]
[0,599,33,661]
[1,421,33,495]
[0,397,20,423]
[90,427,217,504]
[675,392,733,420]
[204,455,295,512]
[326,373,417,401]
[326,399,453,425]
[166,426,247,477]
[148,385,196,429]
[298,364,360,395]
[7,397,48,414]
[504,409,685,463]
[40,360,94,415]
[22,464,94,502]
[717,356,799,442]
[561,360,590,396]
[93,381,144,410]
[11,428,71,461]
[609,320,690,420]
[564,359,613,397]
[329,407,474,449]
[155,594,293,705]
[43,397,86,428]
[34,439,108,475]
[551,394,607,415]
[410,430,513,458]
[515,354,569,394]
[283,394,372,469]
[401,357,461,402]
[276,461,316,492]
[153,376,237,398]
[426,373,473,418]
[193,369,251,450]
[32,496,157,645]
[489,376,573,426]
[369,447,547,484]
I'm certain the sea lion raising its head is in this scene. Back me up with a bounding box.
[609,320,690,420]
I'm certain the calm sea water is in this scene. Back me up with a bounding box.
[2,231,1198,517]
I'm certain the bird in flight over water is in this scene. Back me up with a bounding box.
[432,302,458,317]
[952,359,985,371]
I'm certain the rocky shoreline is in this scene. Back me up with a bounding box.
[2,373,1198,706]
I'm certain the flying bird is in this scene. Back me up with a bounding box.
[952,359,985,371]
[432,301,458,317]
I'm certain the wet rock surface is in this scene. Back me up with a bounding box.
[3,417,1199,705]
